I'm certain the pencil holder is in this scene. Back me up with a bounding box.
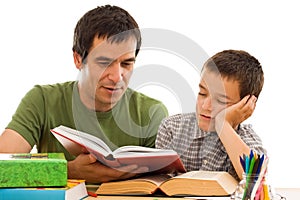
[231,173,277,200]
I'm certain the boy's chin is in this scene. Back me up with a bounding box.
[198,121,216,132]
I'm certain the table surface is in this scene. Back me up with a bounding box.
[84,188,300,199]
[85,196,230,200]
[274,188,300,199]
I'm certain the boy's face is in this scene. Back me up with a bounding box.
[196,69,241,132]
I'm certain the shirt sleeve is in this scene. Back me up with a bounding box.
[155,117,173,149]
[144,103,169,147]
[6,86,45,147]
[238,124,267,155]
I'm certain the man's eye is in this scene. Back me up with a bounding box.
[121,62,134,68]
[198,92,207,96]
[98,62,110,66]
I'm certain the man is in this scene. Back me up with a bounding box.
[0,5,168,183]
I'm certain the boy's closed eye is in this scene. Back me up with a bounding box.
[215,99,228,105]
[198,84,209,97]
[198,92,207,96]
[198,91,228,105]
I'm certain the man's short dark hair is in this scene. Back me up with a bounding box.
[72,5,141,61]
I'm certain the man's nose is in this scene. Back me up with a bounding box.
[108,62,123,83]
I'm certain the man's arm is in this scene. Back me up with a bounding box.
[0,129,32,153]
[0,129,148,183]
[68,153,149,183]
[215,95,257,179]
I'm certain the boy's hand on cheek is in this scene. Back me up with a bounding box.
[215,95,257,131]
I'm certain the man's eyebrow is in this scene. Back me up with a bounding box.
[94,56,136,62]
[123,57,136,62]
[95,56,113,62]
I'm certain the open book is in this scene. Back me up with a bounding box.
[96,170,238,196]
[50,125,186,174]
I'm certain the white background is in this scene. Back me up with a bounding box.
[0,0,299,188]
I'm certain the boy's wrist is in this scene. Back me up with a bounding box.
[215,120,229,136]
[215,117,240,135]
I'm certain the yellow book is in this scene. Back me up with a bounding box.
[96,170,238,196]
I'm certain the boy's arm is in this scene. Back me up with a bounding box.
[215,95,257,179]
[155,118,172,149]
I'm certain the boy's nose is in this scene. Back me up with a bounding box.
[202,97,212,110]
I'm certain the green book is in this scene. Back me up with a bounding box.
[0,153,67,188]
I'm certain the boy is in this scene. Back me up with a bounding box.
[156,49,266,180]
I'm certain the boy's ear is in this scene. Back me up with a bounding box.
[73,51,83,70]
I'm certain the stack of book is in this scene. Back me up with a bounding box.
[0,152,88,200]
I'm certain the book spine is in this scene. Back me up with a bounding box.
[0,188,65,200]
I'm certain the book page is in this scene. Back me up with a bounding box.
[96,174,172,195]
[159,171,237,196]
[51,126,112,157]
[96,174,171,195]
[59,126,112,153]
[135,174,173,185]
[113,146,177,157]
[173,170,222,180]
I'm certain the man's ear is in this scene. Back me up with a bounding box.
[73,51,83,70]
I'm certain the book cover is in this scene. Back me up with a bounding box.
[96,170,238,196]
[0,179,88,200]
[51,125,186,174]
[0,153,67,187]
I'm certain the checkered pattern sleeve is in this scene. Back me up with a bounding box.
[155,114,184,149]
[238,124,267,155]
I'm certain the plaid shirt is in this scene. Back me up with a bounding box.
[155,112,266,180]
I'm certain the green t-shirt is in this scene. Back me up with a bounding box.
[7,81,168,160]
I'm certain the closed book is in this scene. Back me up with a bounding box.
[0,153,67,187]
[0,179,88,200]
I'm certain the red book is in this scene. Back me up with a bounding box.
[51,125,186,174]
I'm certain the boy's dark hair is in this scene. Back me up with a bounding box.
[72,5,141,61]
[204,49,264,98]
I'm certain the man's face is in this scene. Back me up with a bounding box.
[196,69,241,132]
[78,36,137,112]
